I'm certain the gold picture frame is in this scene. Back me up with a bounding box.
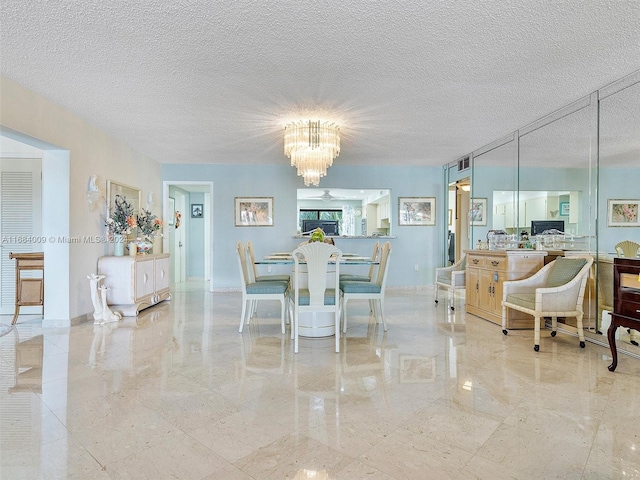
[234,197,274,227]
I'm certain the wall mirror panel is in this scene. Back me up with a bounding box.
[469,136,517,248]
[598,75,640,351]
[445,70,640,356]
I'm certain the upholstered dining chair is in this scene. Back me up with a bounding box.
[339,240,380,283]
[236,241,289,334]
[289,242,343,353]
[615,240,640,259]
[246,240,291,283]
[501,255,594,351]
[434,254,466,311]
[340,241,392,334]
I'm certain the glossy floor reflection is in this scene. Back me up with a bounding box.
[1,280,639,479]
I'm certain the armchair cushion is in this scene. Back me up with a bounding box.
[545,257,587,287]
[505,293,535,310]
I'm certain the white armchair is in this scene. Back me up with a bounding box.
[502,256,594,352]
[434,255,466,311]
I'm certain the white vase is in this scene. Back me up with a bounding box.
[113,234,125,256]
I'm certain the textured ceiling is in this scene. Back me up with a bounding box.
[1,1,639,167]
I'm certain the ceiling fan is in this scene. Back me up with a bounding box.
[309,190,346,202]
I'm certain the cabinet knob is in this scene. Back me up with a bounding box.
[491,261,499,266]
[473,259,480,264]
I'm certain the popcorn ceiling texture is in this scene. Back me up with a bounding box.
[1,1,638,166]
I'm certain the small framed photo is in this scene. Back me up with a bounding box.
[398,197,436,226]
[469,198,487,226]
[607,199,640,227]
[191,204,203,218]
[235,197,274,227]
[559,201,570,216]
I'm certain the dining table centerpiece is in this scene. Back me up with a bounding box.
[136,208,163,254]
[105,195,136,256]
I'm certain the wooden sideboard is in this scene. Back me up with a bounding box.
[608,257,640,372]
[98,253,171,316]
[465,250,547,328]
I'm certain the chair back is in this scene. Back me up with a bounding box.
[615,240,640,258]
[236,241,251,288]
[292,242,342,306]
[374,242,392,288]
[246,240,259,281]
[367,240,380,279]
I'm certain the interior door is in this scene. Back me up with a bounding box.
[0,158,42,314]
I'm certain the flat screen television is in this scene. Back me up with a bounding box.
[531,220,565,236]
[302,219,339,236]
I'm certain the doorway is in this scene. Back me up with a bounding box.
[163,181,213,291]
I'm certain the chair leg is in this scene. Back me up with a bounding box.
[280,297,286,335]
[294,309,299,354]
[434,283,439,304]
[239,299,248,333]
[551,316,558,337]
[379,298,387,331]
[502,305,508,335]
[342,298,349,333]
[335,309,340,353]
[576,313,586,348]
[534,315,541,351]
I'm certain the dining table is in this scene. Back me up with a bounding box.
[255,252,379,338]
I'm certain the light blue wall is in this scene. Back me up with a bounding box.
[162,163,444,289]
[599,167,640,253]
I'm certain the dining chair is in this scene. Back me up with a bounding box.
[340,241,392,334]
[501,255,593,351]
[246,240,291,283]
[289,241,343,353]
[236,241,289,334]
[615,240,640,259]
[339,240,380,282]
[434,254,466,311]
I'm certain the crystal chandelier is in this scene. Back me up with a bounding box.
[284,120,340,186]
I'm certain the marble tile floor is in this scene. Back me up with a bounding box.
[1,280,639,479]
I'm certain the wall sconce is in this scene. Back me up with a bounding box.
[86,175,102,212]
[146,192,154,211]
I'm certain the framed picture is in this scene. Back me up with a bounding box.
[168,197,175,226]
[234,197,274,227]
[191,204,203,218]
[469,198,487,226]
[398,197,436,226]
[607,199,640,227]
[559,201,570,216]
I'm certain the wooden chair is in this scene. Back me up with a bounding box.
[502,256,594,351]
[340,241,392,334]
[289,242,343,353]
[236,241,288,334]
[434,254,466,311]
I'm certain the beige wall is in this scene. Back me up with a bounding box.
[0,75,162,323]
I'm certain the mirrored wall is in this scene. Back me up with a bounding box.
[443,70,640,354]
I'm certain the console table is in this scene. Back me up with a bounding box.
[608,257,640,372]
[98,253,171,316]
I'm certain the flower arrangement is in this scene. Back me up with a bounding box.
[105,195,136,236]
[137,208,163,240]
